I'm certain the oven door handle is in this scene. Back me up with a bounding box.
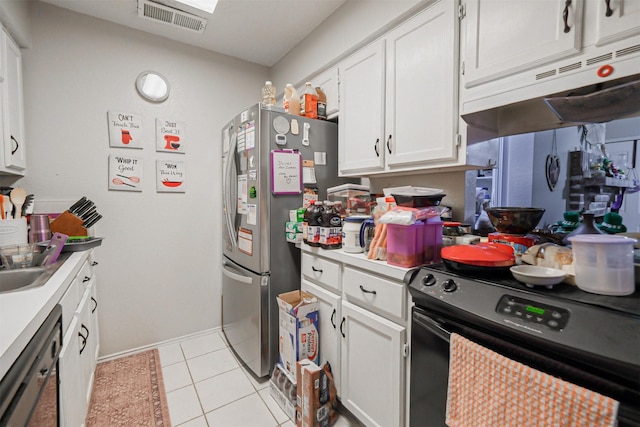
[413,311,452,343]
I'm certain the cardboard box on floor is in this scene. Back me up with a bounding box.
[278,290,319,377]
[296,359,337,427]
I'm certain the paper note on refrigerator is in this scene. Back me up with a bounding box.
[237,174,248,214]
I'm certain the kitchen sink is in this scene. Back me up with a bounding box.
[0,266,53,293]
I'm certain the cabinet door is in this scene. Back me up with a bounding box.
[463,0,583,88]
[77,287,94,408]
[88,279,100,373]
[312,67,339,118]
[59,316,87,427]
[340,301,406,427]
[301,279,342,396]
[1,30,26,172]
[594,0,640,46]
[338,40,386,175]
[385,1,459,168]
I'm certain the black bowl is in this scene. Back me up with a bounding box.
[392,193,445,208]
[485,207,545,234]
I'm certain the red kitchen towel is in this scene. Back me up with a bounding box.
[445,333,619,427]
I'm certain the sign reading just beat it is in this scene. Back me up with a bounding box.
[156,118,186,153]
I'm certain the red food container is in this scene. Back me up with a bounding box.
[487,232,539,259]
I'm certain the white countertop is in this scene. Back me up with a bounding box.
[0,251,88,379]
[299,243,414,282]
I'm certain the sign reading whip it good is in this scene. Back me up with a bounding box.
[108,111,143,148]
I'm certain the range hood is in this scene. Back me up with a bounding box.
[463,74,640,143]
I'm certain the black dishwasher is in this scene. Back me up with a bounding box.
[0,304,62,426]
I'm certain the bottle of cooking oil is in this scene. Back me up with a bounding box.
[315,86,327,120]
[262,81,276,106]
[283,84,300,115]
[299,82,318,119]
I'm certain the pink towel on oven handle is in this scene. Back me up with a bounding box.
[445,333,619,427]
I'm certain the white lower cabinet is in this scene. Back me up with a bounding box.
[59,316,86,427]
[59,254,99,426]
[301,247,408,426]
[301,279,342,394]
[340,301,406,427]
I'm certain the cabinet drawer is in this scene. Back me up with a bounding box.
[77,261,93,292]
[343,267,405,322]
[302,253,341,294]
[59,278,80,334]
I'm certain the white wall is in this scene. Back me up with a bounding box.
[531,128,580,227]
[0,0,31,47]
[11,3,267,357]
[271,0,427,87]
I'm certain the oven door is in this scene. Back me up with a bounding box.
[409,305,640,427]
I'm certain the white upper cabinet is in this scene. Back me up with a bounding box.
[339,1,460,176]
[594,0,640,46]
[463,0,583,88]
[338,40,386,174]
[0,27,26,175]
[460,0,640,115]
[385,1,459,169]
[312,66,340,119]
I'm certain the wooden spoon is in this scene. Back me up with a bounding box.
[10,187,27,219]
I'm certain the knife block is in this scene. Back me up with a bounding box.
[49,211,87,236]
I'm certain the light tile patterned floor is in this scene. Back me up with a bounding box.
[158,331,355,427]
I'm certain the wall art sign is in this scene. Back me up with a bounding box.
[108,111,143,148]
[109,154,143,191]
[156,118,186,153]
[156,159,186,192]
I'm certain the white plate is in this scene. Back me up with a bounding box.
[510,265,566,289]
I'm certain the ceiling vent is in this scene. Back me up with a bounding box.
[137,0,207,33]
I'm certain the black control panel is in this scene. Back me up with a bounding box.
[496,295,570,331]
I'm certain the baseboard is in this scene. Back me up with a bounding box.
[97,326,222,362]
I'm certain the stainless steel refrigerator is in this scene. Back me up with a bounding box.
[221,103,348,378]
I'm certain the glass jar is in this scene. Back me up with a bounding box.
[442,221,462,246]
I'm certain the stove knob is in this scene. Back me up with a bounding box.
[421,274,436,286]
[442,279,457,293]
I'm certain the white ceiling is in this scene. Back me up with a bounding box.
[39,0,347,67]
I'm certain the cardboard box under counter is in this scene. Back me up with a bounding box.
[278,290,319,378]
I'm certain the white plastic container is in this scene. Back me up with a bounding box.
[342,215,369,253]
[568,234,637,296]
[282,84,300,115]
[0,218,28,247]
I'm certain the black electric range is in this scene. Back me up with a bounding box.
[407,262,640,316]
[405,263,640,426]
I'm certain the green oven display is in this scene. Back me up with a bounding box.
[526,305,545,315]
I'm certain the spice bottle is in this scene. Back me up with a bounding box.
[316,86,327,120]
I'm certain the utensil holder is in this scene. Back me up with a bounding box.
[49,211,87,236]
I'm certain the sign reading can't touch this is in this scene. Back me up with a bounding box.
[108,111,143,148]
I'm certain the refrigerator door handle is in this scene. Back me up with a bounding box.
[222,260,253,284]
[223,129,238,247]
